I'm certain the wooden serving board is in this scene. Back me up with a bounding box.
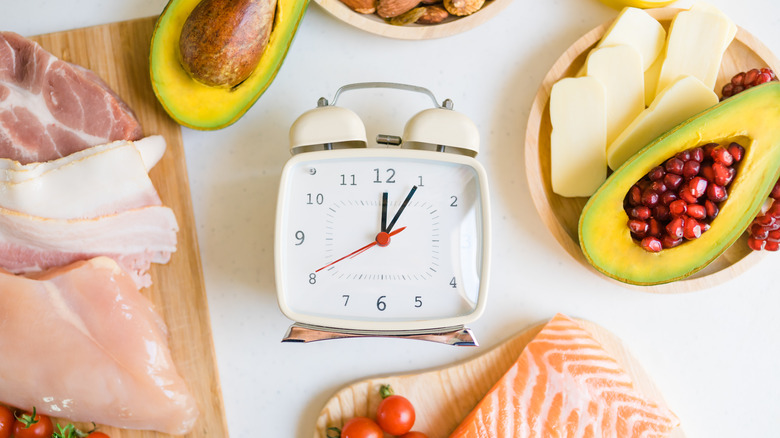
[29,18,229,437]
[314,318,685,438]
[524,8,780,293]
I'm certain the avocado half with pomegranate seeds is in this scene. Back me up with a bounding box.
[150,0,309,130]
[579,81,780,286]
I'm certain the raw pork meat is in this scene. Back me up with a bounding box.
[0,257,198,434]
[0,136,166,219]
[0,205,178,288]
[450,314,679,438]
[0,31,142,164]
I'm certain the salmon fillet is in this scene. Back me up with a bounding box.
[449,314,679,438]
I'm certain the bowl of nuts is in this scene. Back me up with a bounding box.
[314,0,512,39]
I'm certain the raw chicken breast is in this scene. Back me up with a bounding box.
[0,31,143,164]
[0,136,166,219]
[450,314,680,438]
[0,205,178,288]
[0,257,198,434]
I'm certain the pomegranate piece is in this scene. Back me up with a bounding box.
[641,237,663,252]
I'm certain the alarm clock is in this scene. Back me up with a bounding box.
[275,82,490,346]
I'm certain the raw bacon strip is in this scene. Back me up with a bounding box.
[0,257,198,434]
[450,314,680,438]
[0,205,178,288]
[0,137,165,219]
[0,31,142,164]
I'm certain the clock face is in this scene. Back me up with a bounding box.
[275,149,489,331]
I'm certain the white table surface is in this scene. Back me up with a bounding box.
[2,0,779,436]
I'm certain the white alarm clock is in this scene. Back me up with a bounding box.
[275,83,490,345]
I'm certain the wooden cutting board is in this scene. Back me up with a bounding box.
[314,318,685,438]
[29,17,229,437]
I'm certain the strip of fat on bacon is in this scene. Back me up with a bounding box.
[0,31,143,164]
[0,257,198,435]
[0,205,178,288]
[0,136,166,219]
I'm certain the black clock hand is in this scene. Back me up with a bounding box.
[386,186,418,233]
[381,192,388,232]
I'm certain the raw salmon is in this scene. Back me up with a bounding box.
[449,314,679,438]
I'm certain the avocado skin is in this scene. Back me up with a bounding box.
[579,81,780,285]
[150,0,309,130]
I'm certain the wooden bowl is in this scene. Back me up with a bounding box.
[313,318,685,438]
[525,8,780,293]
[313,0,513,40]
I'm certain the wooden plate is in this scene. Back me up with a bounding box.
[313,318,685,438]
[524,8,779,293]
[29,18,228,437]
[314,0,513,40]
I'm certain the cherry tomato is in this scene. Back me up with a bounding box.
[340,417,383,438]
[400,432,429,438]
[87,432,111,438]
[376,394,416,435]
[0,405,14,438]
[12,410,53,438]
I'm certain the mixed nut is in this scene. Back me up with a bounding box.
[338,0,488,26]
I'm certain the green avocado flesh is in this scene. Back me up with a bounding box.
[149,0,309,130]
[579,82,780,286]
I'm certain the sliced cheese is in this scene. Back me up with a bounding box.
[586,45,645,145]
[655,8,735,97]
[550,77,607,197]
[690,2,738,45]
[608,75,718,170]
[644,52,664,107]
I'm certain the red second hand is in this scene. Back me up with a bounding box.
[315,226,406,273]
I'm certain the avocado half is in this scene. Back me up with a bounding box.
[579,82,780,285]
[149,0,309,130]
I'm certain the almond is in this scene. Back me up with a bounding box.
[339,0,376,14]
[443,0,483,16]
[377,0,421,18]
[416,5,449,24]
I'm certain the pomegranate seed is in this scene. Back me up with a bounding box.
[690,147,705,162]
[662,235,683,248]
[661,191,678,205]
[745,68,760,85]
[642,189,659,207]
[629,206,651,220]
[731,72,746,86]
[683,218,702,240]
[770,179,780,199]
[648,218,662,237]
[641,237,663,252]
[711,146,734,166]
[748,235,766,251]
[768,229,780,242]
[702,143,718,156]
[705,199,719,219]
[664,173,683,190]
[687,204,707,219]
[751,223,769,240]
[682,160,701,179]
[755,214,775,227]
[628,219,649,236]
[706,184,728,202]
[728,143,744,162]
[680,185,699,204]
[666,216,685,239]
[768,200,780,217]
[712,162,734,186]
[665,157,684,175]
[676,150,691,161]
[647,166,665,181]
[650,180,667,193]
[669,199,688,216]
[628,185,642,206]
[700,164,715,182]
[689,177,708,198]
[653,205,671,221]
[765,241,780,251]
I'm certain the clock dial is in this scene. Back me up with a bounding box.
[276,150,488,330]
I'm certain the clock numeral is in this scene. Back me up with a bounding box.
[450,195,458,207]
[414,296,423,308]
[417,175,424,187]
[306,193,324,205]
[450,277,457,288]
[376,295,387,311]
[308,167,317,175]
[373,168,396,184]
[339,174,357,186]
[309,273,317,284]
[294,230,305,245]
[342,294,350,306]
